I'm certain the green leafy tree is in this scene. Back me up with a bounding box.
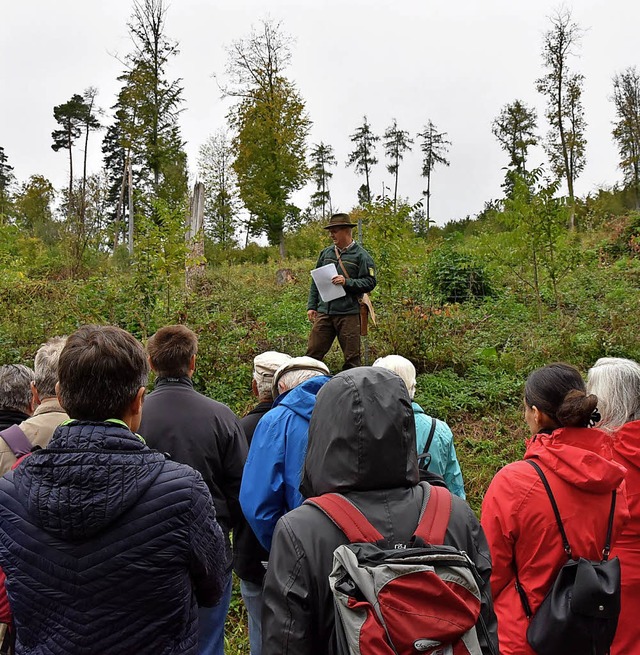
[309,142,336,220]
[492,100,538,195]
[499,169,574,316]
[224,19,311,257]
[536,9,586,229]
[612,67,640,208]
[0,146,15,220]
[126,0,186,199]
[416,120,450,231]
[347,117,379,204]
[12,175,57,243]
[383,119,413,212]
[103,0,188,258]
[198,130,240,246]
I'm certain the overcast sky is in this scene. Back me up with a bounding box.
[2,0,639,227]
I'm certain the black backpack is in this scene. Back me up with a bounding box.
[417,417,448,489]
[516,460,621,655]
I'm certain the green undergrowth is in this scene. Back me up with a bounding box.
[2,209,640,653]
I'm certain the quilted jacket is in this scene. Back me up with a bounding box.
[0,420,226,654]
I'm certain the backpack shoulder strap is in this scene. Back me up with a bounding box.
[414,483,452,545]
[421,417,437,456]
[0,424,32,457]
[526,459,572,556]
[334,246,350,279]
[305,493,384,543]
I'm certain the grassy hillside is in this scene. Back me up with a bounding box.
[2,200,639,652]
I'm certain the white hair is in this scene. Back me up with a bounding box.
[587,357,640,432]
[372,355,416,399]
[278,369,324,393]
[34,336,67,398]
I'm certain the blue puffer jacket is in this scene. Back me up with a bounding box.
[239,376,331,551]
[0,420,226,655]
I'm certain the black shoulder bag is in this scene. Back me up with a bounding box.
[417,418,447,489]
[517,459,621,655]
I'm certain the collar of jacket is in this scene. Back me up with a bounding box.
[154,376,194,388]
[32,397,67,417]
[246,401,273,417]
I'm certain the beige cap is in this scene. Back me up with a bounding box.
[253,351,292,381]
[272,356,330,398]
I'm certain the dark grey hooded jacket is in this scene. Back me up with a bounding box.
[262,367,498,655]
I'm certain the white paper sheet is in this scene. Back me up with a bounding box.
[311,263,346,303]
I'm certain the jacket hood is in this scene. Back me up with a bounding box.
[525,426,626,493]
[612,419,640,465]
[12,421,166,540]
[276,375,331,421]
[300,367,419,497]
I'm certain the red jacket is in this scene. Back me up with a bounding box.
[609,420,640,655]
[481,427,629,655]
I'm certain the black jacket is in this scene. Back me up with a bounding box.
[0,408,30,431]
[262,368,498,655]
[233,401,272,584]
[0,420,226,654]
[139,377,247,557]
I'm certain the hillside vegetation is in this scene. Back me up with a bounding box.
[2,190,640,652]
[2,193,640,510]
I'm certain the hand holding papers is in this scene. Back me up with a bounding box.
[311,263,346,303]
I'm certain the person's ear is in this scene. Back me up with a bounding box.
[133,386,145,415]
[251,378,259,397]
[532,405,552,429]
[189,354,196,374]
[31,381,41,409]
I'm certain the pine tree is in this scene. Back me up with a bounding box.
[383,119,413,212]
[0,146,15,220]
[416,120,450,231]
[309,142,336,220]
[347,117,379,204]
[492,100,538,196]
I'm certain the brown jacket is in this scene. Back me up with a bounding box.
[0,398,68,476]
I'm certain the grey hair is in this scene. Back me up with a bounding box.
[253,371,272,398]
[587,357,640,432]
[278,369,324,393]
[34,336,67,398]
[0,364,35,413]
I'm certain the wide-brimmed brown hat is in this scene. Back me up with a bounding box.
[323,213,357,229]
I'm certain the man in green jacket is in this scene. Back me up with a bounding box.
[306,213,376,369]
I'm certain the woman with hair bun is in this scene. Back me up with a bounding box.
[587,357,640,655]
[481,363,629,655]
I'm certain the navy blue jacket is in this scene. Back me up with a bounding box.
[0,420,226,654]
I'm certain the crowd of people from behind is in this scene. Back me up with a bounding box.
[0,325,638,654]
[0,218,637,654]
